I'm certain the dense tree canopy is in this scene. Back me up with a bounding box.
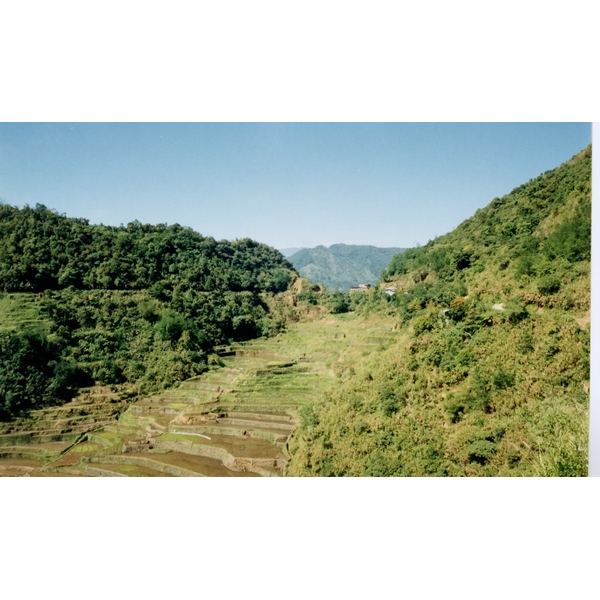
[0,205,297,419]
[0,204,294,294]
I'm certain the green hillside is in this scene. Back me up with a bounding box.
[288,145,591,476]
[0,204,296,420]
[288,244,405,291]
[0,146,592,477]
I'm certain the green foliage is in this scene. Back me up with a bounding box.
[517,330,534,354]
[0,205,298,420]
[543,202,591,262]
[289,145,591,477]
[506,303,529,325]
[0,205,295,294]
[466,439,498,465]
[492,367,515,390]
[412,310,439,336]
[0,326,83,419]
[328,291,351,314]
[155,310,190,343]
[300,404,320,429]
[383,147,591,296]
[445,395,467,423]
[379,386,400,417]
[537,275,561,295]
[464,369,492,411]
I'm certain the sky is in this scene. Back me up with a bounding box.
[0,122,591,250]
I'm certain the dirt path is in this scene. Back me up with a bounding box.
[574,309,591,328]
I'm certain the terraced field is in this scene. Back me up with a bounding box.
[0,312,397,477]
[0,386,129,477]
[0,293,46,332]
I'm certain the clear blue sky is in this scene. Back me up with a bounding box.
[0,123,591,250]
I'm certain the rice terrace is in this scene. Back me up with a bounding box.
[0,125,592,477]
[0,303,396,477]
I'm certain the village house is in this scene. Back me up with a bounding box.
[349,284,371,292]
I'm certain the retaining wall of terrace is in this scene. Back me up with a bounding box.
[153,439,285,475]
[89,455,204,477]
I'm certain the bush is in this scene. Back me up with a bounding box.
[445,394,467,423]
[454,248,472,270]
[537,275,561,295]
[379,387,400,416]
[507,304,529,324]
[465,369,492,411]
[328,291,351,314]
[517,330,534,354]
[447,297,467,321]
[95,360,125,385]
[493,367,515,390]
[413,310,439,336]
[467,439,497,464]
[515,254,535,279]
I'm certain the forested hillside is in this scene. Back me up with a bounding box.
[0,205,296,420]
[288,145,591,476]
[0,146,592,476]
[288,244,405,291]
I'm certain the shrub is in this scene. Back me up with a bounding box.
[517,331,534,354]
[515,254,535,279]
[466,369,492,411]
[379,387,400,416]
[0,327,77,419]
[329,291,351,314]
[507,304,529,324]
[537,275,561,295]
[447,296,467,321]
[454,248,472,270]
[300,404,319,429]
[467,439,497,464]
[413,310,439,336]
[493,367,515,390]
[445,394,467,423]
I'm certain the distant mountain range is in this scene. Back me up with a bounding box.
[285,244,405,291]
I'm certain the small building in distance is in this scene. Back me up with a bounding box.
[384,287,396,296]
[349,284,372,292]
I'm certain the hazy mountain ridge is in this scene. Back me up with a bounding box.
[287,244,405,291]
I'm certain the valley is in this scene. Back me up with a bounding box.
[0,145,592,476]
[0,311,397,476]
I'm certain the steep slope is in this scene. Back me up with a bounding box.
[288,244,405,291]
[0,205,297,420]
[288,145,591,476]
